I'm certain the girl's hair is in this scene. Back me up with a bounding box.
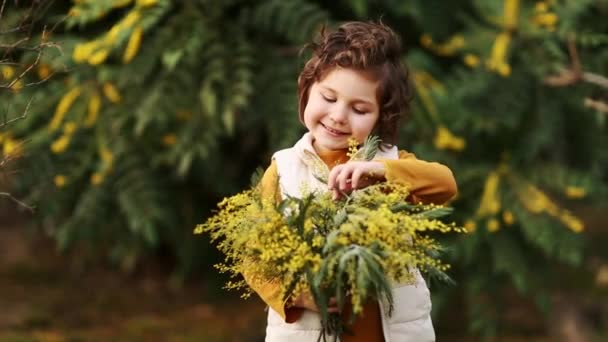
[297,21,412,145]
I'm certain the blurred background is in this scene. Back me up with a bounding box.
[1,0,607,341]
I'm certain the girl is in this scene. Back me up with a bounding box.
[249,21,457,342]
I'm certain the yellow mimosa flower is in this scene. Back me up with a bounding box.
[63,121,78,135]
[535,2,548,13]
[502,211,515,225]
[102,82,121,103]
[560,213,584,233]
[503,0,520,29]
[88,49,110,65]
[463,54,480,67]
[420,34,433,48]
[121,10,141,28]
[73,41,99,63]
[90,172,104,185]
[533,13,558,27]
[477,172,501,216]
[49,86,81,130]
[137,0,158,7]
[1,66,15,80]
[3,138,22,156]
[37,64,51,79]
[99,146,114,165]
[464,220,477,233]
[434,125,466,151]
[85,93,102,127]
[51,135,71,154]
[162,134,177,146]
[123,27,143,63]
[486,218,500,232]
[54,175,67,188]
[565,186,586,199]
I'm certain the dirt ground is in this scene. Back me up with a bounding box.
[0,211,267,342]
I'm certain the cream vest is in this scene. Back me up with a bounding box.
[265,133,435,342]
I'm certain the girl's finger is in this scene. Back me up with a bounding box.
[351,167,363,189]
[338,166,353,191]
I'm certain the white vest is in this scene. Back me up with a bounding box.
[265,133,436,342]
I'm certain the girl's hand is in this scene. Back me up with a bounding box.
[292,292,339,313]
[327,161,386,200]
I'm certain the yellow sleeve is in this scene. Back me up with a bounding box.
[383,150,457,205]
[244,160,304,322]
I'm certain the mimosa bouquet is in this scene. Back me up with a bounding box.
[195,138,463,340]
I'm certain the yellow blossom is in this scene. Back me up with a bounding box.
[102,82,121,103]
[502,211,515,225]
[51,135,71,154]
[486,218,500,232]
[54,175,67,188]
[2,137,22,156]
[420,34,433,48]
[37,64,51,79]
[88,49,110,65]
[162,134,177,146]
[121,10,141,28]
[560,212,584,233]
[1,66,14,80]
[137,0,157,7]
[105,24,123,45]
[63,121,78,135]
[434,126,465,151]
[517,183,585,233]
[123,27,143,63]
[487,32,512,77]
[463,54,480,67]
[503,0,520,29]
[565,186,586,199]
[535,2,549,13]
[464,220,477,233]
[99,146,113,166]
[73,41,99,63]
[533,13,558,27]
[477,172,501,216]
[49,86,81,130]
[85,93,102,127]
[91,172,104,185]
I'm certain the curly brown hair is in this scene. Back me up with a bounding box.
[297,21,412,145]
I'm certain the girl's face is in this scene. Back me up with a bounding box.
[303,68,380,153]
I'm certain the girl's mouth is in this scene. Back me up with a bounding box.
[321,123,349,136]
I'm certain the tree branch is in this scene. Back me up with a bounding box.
[544,36,608,89]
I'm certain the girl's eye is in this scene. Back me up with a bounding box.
[322,94,336,103]
[353,107,367,115]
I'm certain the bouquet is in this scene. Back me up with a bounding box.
[195,138,463,340]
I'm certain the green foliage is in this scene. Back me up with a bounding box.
[1,0,607,337]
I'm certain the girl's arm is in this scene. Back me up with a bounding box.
[327,150,457,204]
[384,150,457,205]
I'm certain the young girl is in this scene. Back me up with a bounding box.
[248,21,457,342]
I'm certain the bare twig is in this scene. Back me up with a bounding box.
[544,36,608,89]
[581,72,608,89]
[584,98,608,114]
[0,192,35,212]
[0,97,33,128]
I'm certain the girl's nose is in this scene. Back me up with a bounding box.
[329,105,348,123]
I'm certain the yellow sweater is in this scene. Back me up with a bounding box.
[251,148,457,340]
